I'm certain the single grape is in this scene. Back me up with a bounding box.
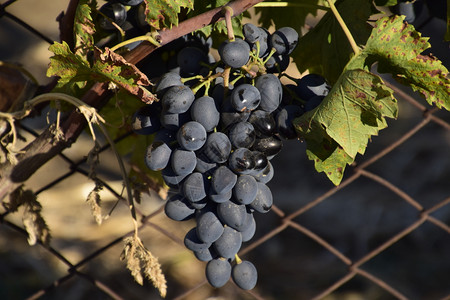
[249,183,273,213]
[211,166,238,194]
[230,84,261,112]
[255,74,283,113]
[117,0,144,6]
[213,226,242,259]
[195,153,217,175]
[177,121,207,151]
[209,189,233,204]
[305,95,325,112]
[160,110,191,131]
[177,46,209,76]
[276,104,304,139]
[253,161,274,184]
[196,210,224,243]
[161,85,195,114]
[233,175,258,205]
[252,136,283,158]
[228,148,256,175]
[218,38,250,68]
[190,96,220,132]
[251,151,268,174]
[98,2,127,31]
[228,122,256,149]
[182,172,209,203]
[161,165,189,188]
[295,74,330,101]
[248,110,276,137]
[145,141,172,171]
[154,73,182,96]
[241,213,256,242]
[217,201,248,231]
[205,258,232,288]
[265,54,290,73]
[194,246,217,262]
[242,23,261,43]
[131,105,161,135]
[203,132,232,163]
[171,148,197,176]
[220,96,251,128]
[271,27,299,55]
[232,260,258,290]
[184,227,211,252]
[164,194,195,221]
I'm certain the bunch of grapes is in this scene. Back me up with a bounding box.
[131,20,330,290]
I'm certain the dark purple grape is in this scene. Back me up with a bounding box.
[154,72,183,97]
[230,84,261,112]
[305,95,325,111]
[177,46,209,76]
[251,151,268,173]
[203,132,232,163]
[295,74,330,101]
[233,175,258,205]
[184,227,211,252]
[213,226,242,259]
[98,2,127,31]
[154,128,176,144]
[209,189,233,204]
[248,110,276,137]
[194,246,217,262]
[255,74,283,113]
[271,27,299,55]
[276,104,304,139]
[190,96,220,132]
[241,213,256,242]
[195,154,217,174]
[232,261,257,290]
[117,0,144,6]
[161,85,195,114]
[217,201,248,231]
[160,110,191,131]
[249,183,273,213]
[177,121,207,151]
[252,136,283,157]
[243,23,261,43]
[218,38,250,68]
[265,54,290,73]
[228,122,256,149]
[164,194,195,221]
[145,141,171,171]
[254,161,274,184]
[182,172,209,203]
[228,148,256,175]
[220,96,251,128]
[196,210,224,243]
[171,149,196,176]
[161,165,189,188]
[211,166,238,194]
[131,105,161,135]
[205,258,231,288]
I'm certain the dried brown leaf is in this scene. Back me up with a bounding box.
[121,236,167,297]
[21,190,51,246]
[86,180,103,225]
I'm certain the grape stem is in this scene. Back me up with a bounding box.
[222,6,235,41]
[235,254,243,264]
[109,35,161,52]
[326,0,360,55]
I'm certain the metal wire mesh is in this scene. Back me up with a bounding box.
[1,1,449,299]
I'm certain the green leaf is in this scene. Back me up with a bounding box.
[293,0,377,84]
[255,0,328,37]
[349,15,450,110]
[294,69,397,184]
[47,42,156,104]
[74,0,96,57]
[144,0,194,30]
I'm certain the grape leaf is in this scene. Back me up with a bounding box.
[349,15,450,110]
[144,0,194,30]
[255,0,327,37]
[293,0,378,84]
[294,69,397,184]
[74,0,96,57]
[47,42,156,104]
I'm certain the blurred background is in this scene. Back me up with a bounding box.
[0,0,449,299]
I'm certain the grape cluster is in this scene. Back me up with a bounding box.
[131,21,330,290]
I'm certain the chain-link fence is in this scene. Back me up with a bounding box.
[1,1,449,299]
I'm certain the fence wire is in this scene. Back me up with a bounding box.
[1,1,449,300]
